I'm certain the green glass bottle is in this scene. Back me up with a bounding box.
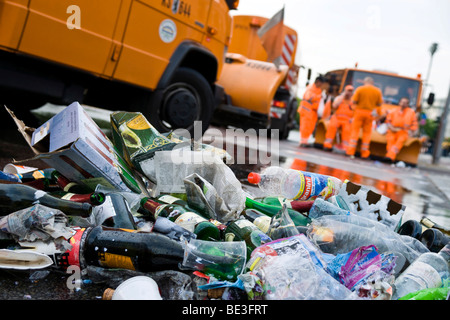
[225,219,272,259]
[245,197,311,226]
[259,196,314,214]
[141,198,221,241]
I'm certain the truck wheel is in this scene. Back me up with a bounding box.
[282,99,298,140]
[148,67,214,137]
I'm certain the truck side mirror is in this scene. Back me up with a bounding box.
[427,92,435,106]
[307,68,312,81]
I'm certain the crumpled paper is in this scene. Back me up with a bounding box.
[184,172,244,222]
[0,204,75,251]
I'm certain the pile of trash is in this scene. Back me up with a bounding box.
[0,102,449,301]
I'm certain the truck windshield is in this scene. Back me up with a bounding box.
[344,70,421,107]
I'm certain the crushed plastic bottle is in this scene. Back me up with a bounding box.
[307,214,430,266]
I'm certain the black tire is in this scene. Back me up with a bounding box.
[147,67,214,137]
[282,98,298,139]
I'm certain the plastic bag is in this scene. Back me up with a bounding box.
[184,172,245,222]
[246,234,328,272]
[267,204,299,240]
[399,286,450,300]
[253,245,356,300]
[326,245,396,299]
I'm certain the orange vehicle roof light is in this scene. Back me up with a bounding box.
[250,17,261,27]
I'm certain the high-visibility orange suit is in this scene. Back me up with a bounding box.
[298,81,323,145]
[323,89,354,151]
[346,81,383,158]
[385,106,418,161]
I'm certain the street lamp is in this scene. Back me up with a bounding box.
[424,42,438,104]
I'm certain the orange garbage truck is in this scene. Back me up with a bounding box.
[314,68,424,166]
[0,0,239,134]
[213,15,300,139]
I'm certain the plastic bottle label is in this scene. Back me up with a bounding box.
[293,171,331,201]
[401,261,443,289]
[175,212,206,232]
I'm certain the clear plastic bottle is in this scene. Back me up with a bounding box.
[392,243,450,300]
[247,166,288,196]
[248,166,342,201]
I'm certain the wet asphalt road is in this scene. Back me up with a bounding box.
[1,108,450,300]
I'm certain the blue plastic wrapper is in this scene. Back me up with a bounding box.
[0,170,21,182]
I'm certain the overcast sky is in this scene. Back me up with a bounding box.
[231,0,450,101]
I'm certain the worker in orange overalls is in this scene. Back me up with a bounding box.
[298,76,325,147]
[346,77,383,159]
[384,97,418,162]
[323,85,355,151]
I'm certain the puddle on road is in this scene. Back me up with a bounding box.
[229,154,450,227]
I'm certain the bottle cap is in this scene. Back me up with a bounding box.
[103,288,115,300]
[247,172,261,184]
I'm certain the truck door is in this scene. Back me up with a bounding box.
[18,0,122,76]
[113,0,210,90]
[0,0,29,50]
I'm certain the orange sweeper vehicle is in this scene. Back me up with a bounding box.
[315,68,425,166]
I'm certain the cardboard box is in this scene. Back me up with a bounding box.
[6,103,142,193]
